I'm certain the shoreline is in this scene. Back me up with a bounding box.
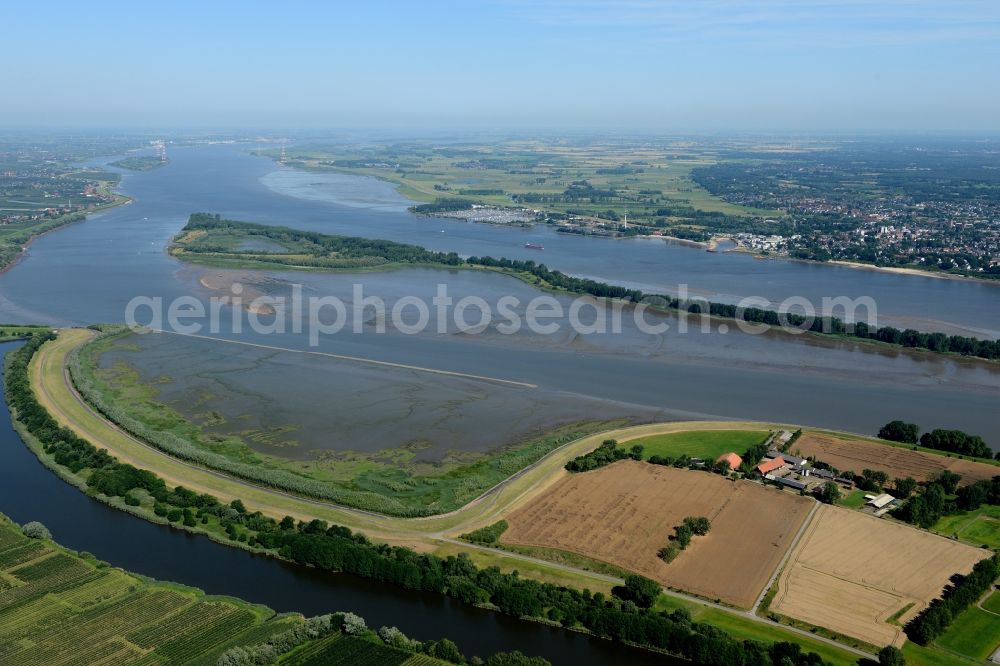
[267,158,996,287]
[729,242,999,285]
[825,258,999,284]
[0,195,132,277]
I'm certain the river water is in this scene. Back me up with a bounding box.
[0,144,998,662]
[0,343,674,665]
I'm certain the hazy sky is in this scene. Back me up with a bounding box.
[4,1,999,131]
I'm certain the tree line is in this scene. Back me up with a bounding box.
[564,439,641,472]
[182,214,1000,361]
[565,436,770,479]
[464,257,1000,361]
[893,471,1000,529]
[905,553,1000,645]
[878,420,995,460]
[7,332,832,666]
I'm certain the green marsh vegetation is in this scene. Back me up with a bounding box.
[72,327,621,517]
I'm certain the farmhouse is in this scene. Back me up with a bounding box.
[864,492,900,516]
[866,493,896,509]
[716,452,743,470]
[767,449,806,468]
[766,473,807,491]
[757,456,786,476]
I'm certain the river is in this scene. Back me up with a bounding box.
[0,145,997,441]
[0,342,675,665]
[0,143,998,662]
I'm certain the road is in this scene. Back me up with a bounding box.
[751,500,820,615]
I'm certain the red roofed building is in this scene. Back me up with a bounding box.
[716,452,743,471]
[756,456,786,476]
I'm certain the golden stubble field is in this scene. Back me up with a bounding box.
[500,460,813,608]
[792,432,998,485]
[770,504,989,647]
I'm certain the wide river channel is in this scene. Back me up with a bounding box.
[0,144,998,663]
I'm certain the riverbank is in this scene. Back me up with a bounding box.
[170,214,1000,363]
[8,330,868,663]
[0,194,131,274]
[826,258,999,284]
[45,327,1000,658]
[0,511,514,666]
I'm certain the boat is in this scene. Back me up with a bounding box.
[524,242,544,250]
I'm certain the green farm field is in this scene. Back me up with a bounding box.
[933,504,1000,549]
[652,595,858,666]
[620,429,770,460]
[0,514,297,665]
[983,590,1000,614]
[273,139,784,225]
[279,633,446,666]
[837,489,868,509]
[932,604,1000,661]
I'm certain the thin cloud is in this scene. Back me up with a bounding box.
[496,0,1000,47]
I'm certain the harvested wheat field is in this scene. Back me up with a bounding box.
[500,460,813,608]
[792,432,998,485]
[771,504,989,648]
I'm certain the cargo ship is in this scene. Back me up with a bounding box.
[524,242,544,250]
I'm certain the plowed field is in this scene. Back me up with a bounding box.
[501,461,813,608]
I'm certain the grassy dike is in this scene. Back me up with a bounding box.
[10,330,867,665]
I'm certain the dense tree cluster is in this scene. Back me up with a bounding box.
[412,199,479,214]
[21,521,51,540]
[658,517,711,563]
[853,469,890,493]
[740,441,770,470]
[9,333,830,666]
[878,420,995,459]
[611,575,662,608]
[877,420,920,444]
[459,520,508,545]
[564,439,641,472]
[473,255,999,359]
[905,554,1000,644]
[185,213,464,267]
[891,470,1000,529]
[920,429,993,459]
[815,482,840,505]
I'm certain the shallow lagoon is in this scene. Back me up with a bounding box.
[99,330,668,462]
